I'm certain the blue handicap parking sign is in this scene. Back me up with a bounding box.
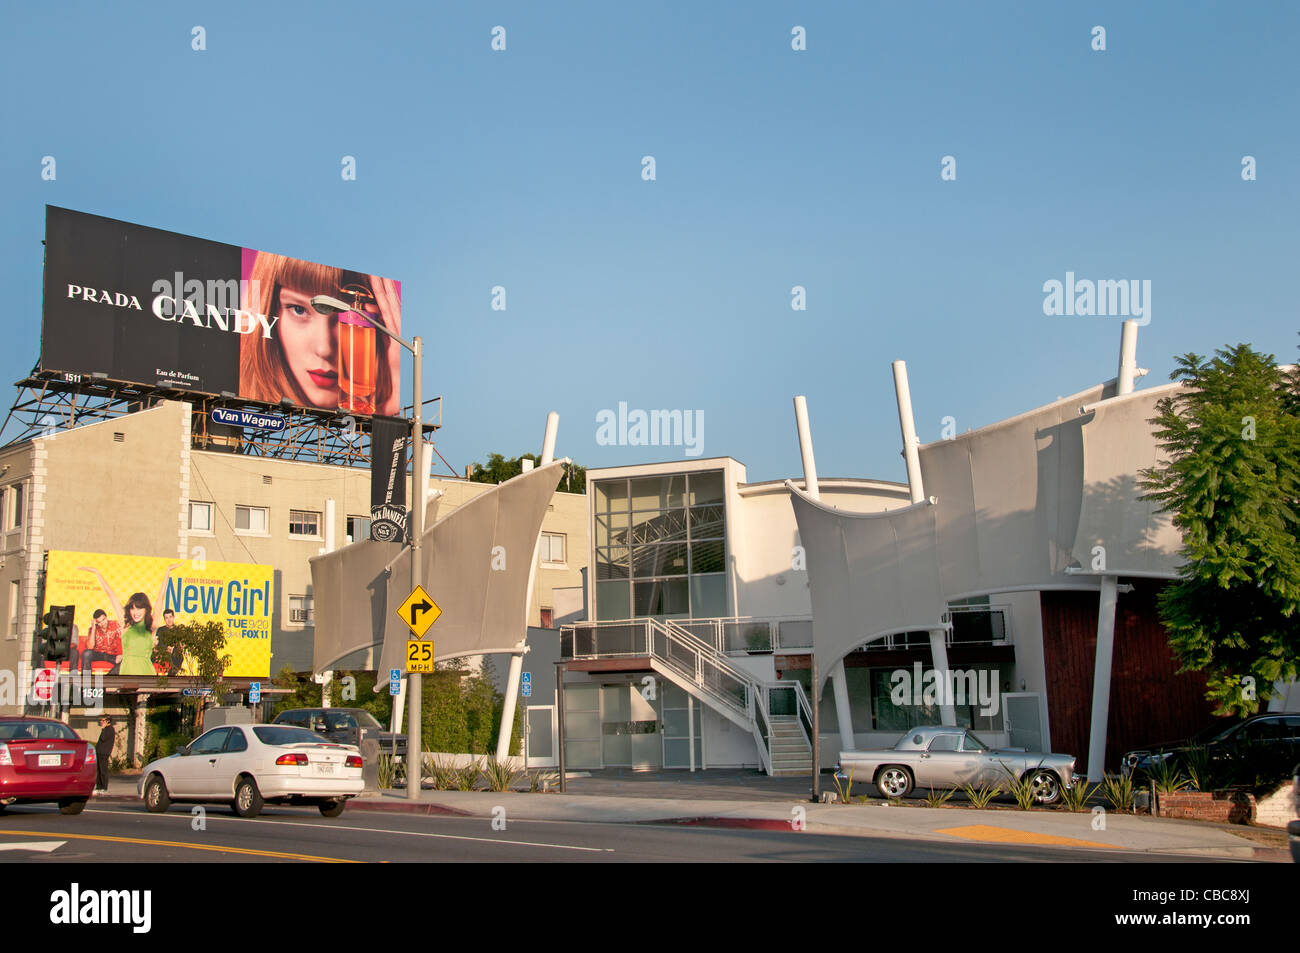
[389,668,402,694]
[249,682,261,703]
[521,672,532,697]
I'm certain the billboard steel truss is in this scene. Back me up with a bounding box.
[1,365,442,467]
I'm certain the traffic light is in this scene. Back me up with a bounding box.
[43,605,74,662]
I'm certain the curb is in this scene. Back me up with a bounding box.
[346,799,473,818]
[644,816,799,832]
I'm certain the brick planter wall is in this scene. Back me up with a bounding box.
[1157,791,1256,824]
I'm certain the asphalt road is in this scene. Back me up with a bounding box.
[0,802,1235,863]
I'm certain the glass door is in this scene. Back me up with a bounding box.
[601,683,662,769]
[661,681,703,769]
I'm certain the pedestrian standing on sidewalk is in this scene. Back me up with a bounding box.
[94,716,115,793]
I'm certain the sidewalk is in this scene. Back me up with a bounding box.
[97,772,1291,861]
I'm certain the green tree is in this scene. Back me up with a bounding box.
[153,620,232,733]
[469,452,585,493]
[1139,344,1300,715]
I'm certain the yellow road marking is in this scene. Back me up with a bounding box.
[934,824,1119,849]
[0,828,359,863]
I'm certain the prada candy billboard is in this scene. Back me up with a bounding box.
[40,206,402,416]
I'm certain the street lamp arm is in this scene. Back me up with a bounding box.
[310,294,414,354]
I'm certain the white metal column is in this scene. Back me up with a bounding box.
[893,362,956,728]
[496,412,559,760]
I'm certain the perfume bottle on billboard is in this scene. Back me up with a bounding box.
[335,283,377,415]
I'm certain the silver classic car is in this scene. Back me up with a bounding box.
[835,727,1079,805]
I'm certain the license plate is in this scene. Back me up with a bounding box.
[312,763,336,775]
[38,754,61,767]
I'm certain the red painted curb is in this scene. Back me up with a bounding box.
[92,792,472,818]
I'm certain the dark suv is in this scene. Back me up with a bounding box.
[272,708,407,761]
[1123,713,1300,781]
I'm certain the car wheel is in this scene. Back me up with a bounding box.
[876,766,914,799]
[144,774,171,813]
[233,777,263,818]
[58,798,88,815]
[318,799,346,818]
[1027,769,1062,806]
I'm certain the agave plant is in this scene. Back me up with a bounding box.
[454,758,483,791]
[376,753,397,790]
[423,754,459,790]
[1000,765,1039,810]
[1101,772,1135,813]
[962,782,1002,809]
[924,786,955,809]
[528,769,559,793]
[1059,779,1100,812]
[831,768,854,804]
[1181,746,1211,792]
[482,756,524,793]
[1147,756,1191,795]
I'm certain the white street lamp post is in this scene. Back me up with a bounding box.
[312,295,425,800]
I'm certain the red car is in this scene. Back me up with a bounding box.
[0,716,96,815]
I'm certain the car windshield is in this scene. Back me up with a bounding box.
[962,731,990,752]
[1198,720,1243,744]
[0,721,77,741]
[252,726,335,747]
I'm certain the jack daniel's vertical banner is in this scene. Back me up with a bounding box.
[370,416,409,542]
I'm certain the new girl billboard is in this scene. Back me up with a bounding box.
[40,206,402,416]
[41,550,275,678]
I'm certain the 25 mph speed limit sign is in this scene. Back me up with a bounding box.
[406,640,434,674]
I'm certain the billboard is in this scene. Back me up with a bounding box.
[41,550,274,679]
[40,206,402,416]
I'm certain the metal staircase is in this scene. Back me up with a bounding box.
[560,617,813,776]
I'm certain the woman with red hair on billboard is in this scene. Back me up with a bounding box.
[239,251,401,416]
[78,562,186,678]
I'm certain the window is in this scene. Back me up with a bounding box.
[592,470,728,621]
[346,515,371,543]
[188,502,213,532]
[540,532,566,565]
[540,608,554,629]
[289,594,314,625]
[235,505,268,534]
[289,509,321,538]
[928,733,961,752]
[189,728,230,756]
[7,581,18,638]
[5,483,23,530]
[224,728,248,753]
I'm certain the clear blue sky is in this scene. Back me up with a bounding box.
[2,1,1296,484]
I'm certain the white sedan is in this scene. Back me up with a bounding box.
[138,724,364,818]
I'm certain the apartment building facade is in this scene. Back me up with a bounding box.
[0,399,586,762]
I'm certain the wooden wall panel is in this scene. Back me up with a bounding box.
[1041,580,1213,773]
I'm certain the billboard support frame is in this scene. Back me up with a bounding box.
[1,365,442,467]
